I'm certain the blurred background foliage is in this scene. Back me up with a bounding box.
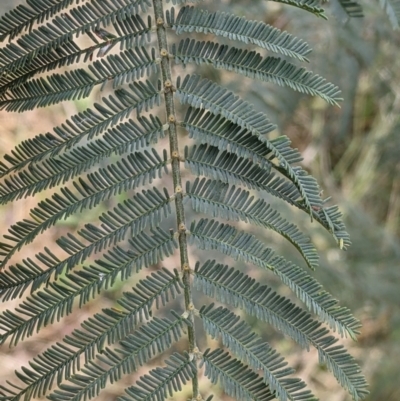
[0,0,399,400]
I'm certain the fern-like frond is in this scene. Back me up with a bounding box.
[186,178,318,269]
[189,219,358,337]
[0,118,164,269]
[195,261,309,347]
[185,144,274,191]
[173,40,341,105]
[0,0,80,42]
[167,6,312,61]
[185,144,307,208]
[195,261,361,342]
[0,0,151,75]
[0,69,95,112]
[90,47,158,89]
[0,15,152,95]
[0,127,165,210]
[0,48,158,112]
[0,146,169,270]
[200,304,316,401]
[55,185,171,259]
[0,1,367,401]
[176,75,281,138]
[177,75,323,213]
[120,352,196,401]
[200,298,366,400]
[46,314,188,401]
[270,256,361,339]
[181,107,275,168]
[0,183,171,299]
[0,265,181,347]
[0,267,181,401]
[2,225,175,308]
[0,113,163,206]
[0,39,82,95]
[189,217,279,270]
[313,336,368,400]
[270,0,326,18]
[201,348,274,401]
[316,204,351,248]
[0,149,168,274]
[0,79,160,183]
[184,144,350,249]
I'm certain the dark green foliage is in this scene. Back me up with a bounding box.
[185,178,319,269]
[0,14,153,95]
[0,0,370,401]
[173,40,342,104]
[200,304,316,401]
[168,6,312,61]
[202,348,276,401]
[120,353,197,401]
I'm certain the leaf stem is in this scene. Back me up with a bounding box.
[151,0,199,397]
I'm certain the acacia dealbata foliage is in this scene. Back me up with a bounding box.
[0,1,369,401]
